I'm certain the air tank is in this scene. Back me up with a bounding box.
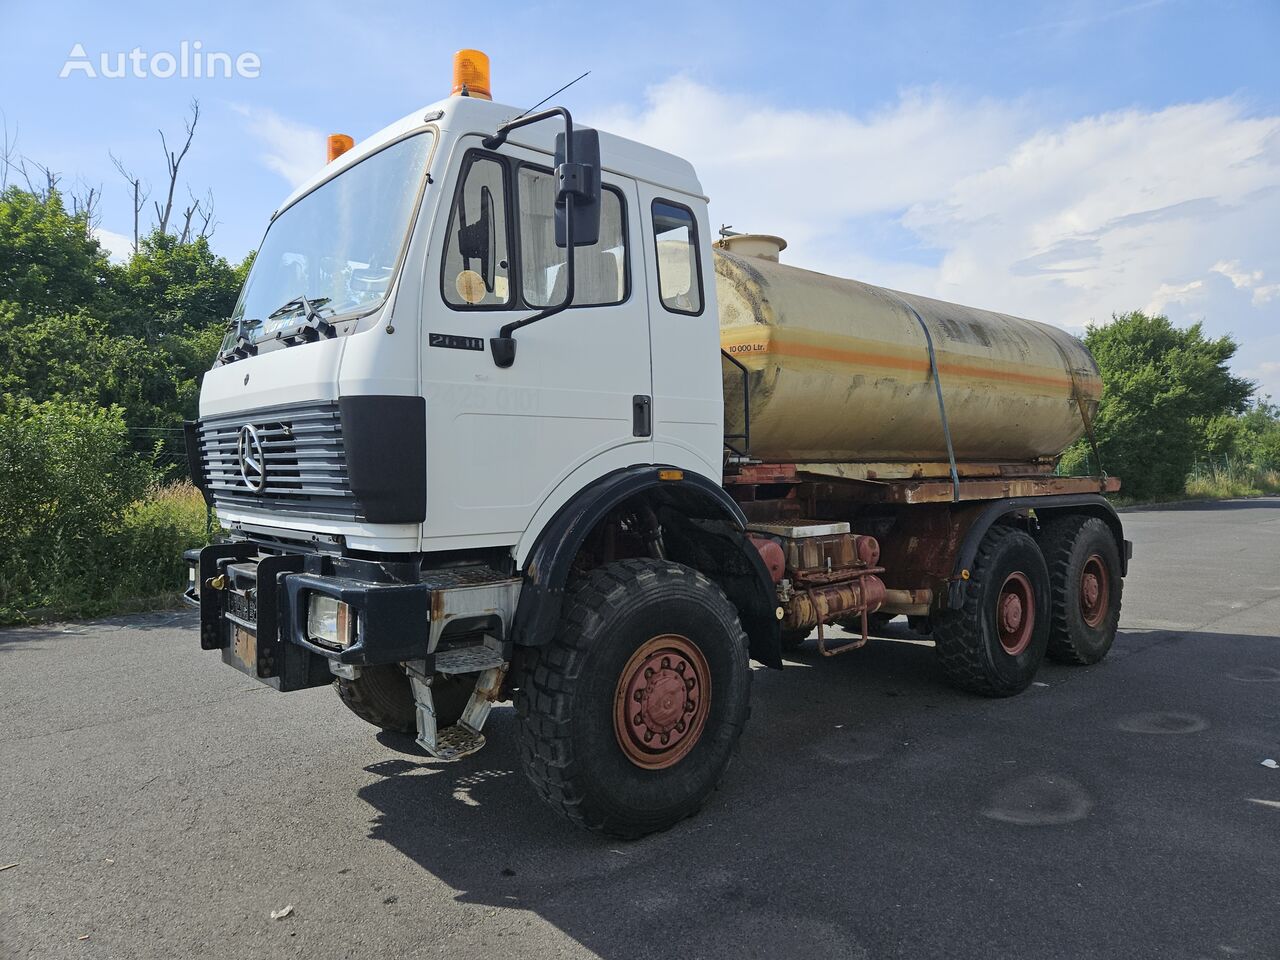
[713,236,1101,467]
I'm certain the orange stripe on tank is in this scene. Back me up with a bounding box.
[721,332,1080,392]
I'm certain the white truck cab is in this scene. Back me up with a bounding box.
[199,93,722,560]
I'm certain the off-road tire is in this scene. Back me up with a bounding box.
[514,559,752,839]
[335,665,474,734]
[1039,516,1122,665]
[933,525,1050,697]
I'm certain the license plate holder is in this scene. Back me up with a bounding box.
[224,623,259,677]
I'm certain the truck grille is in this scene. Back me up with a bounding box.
[198,401,361,521]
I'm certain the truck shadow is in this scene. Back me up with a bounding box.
[356,634,946,957]
[359,623,1246,959]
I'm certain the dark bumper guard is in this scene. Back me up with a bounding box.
[282,572,431,666]
[184,543,434,690]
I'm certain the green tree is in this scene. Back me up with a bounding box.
[1061,311,1254,499]
[0,186,115,314]
[0,302,192,440]
[110,230,249,340]
[0,187,252,469]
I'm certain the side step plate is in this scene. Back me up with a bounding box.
[434,645,505,674]
[428,724,486,761]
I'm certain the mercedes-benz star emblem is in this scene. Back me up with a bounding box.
[237,424,266,493]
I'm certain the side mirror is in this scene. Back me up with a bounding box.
[554,128,601,248]
[482,107,598,369]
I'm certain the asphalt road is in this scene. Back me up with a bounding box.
[3,499,1279,960]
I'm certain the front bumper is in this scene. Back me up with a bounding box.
[183,543,432,691]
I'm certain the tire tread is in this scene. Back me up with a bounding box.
[1040,516,1122,665]
[933,524,1043,697]
[513,559,750,838]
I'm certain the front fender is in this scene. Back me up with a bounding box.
[510,465,782,668]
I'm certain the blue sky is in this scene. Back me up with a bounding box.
[3,0,1279,394]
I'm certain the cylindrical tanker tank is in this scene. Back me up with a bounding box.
[713,239,1101,466]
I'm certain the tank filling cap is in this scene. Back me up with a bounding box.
[716,233,787,262]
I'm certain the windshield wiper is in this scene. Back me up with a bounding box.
[270,294,338,345]
[268,294,331,320]
[219,317,262,364]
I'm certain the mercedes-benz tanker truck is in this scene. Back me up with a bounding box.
[184,49,1132,837]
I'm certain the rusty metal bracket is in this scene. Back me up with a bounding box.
[810,588,870,657]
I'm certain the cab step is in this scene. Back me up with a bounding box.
[408,661,507,762]
[433,644,505,674]
[424,723,486,761]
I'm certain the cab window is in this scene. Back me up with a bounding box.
[518,167,627,308]
[652,200,703,316]
[442,154,512,307]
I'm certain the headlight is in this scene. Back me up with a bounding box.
[307,594,354,648]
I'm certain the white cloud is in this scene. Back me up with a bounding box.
[597,80,1025,257]
[232,105,326,188]
[595,80,1280,397]
[1145,280,1204,315]
[1211,259,1280,305]
[92,226,132,263]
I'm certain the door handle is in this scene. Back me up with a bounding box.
[632,395,652,438]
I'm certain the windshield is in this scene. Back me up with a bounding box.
[221,131,434,355]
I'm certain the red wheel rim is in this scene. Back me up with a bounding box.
[1079,554,1109,628]
[613,634,711,770]
[996,571,1035,656]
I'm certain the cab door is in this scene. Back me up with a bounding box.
[419,137,653,546]
[633,183,724,481]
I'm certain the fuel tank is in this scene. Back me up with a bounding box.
[714,237,1100,465]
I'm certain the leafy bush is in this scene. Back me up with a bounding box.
[0,396,147,619]
[0,397,209,622]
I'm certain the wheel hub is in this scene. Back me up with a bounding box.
[996,571,1035,656]
[614,635,711,770]
[1079,554,1109,627]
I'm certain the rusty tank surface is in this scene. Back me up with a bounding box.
[714,236,1101,467]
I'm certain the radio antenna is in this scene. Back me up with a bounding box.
[511,70,591,122]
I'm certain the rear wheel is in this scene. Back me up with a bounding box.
[1040,516,1122,665]
[514,559,751,838]
[933,525,1050,697]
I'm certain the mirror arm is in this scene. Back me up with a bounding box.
[486,107,579,369]
[482,107,575,161]
[490,194,574,368]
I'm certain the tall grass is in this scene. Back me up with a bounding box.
[1185,459,1280,500]
[111,481,211,610]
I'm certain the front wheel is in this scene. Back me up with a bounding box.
[514,559,751,838]
[335,665,473,734]
[933,525,1050,697]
